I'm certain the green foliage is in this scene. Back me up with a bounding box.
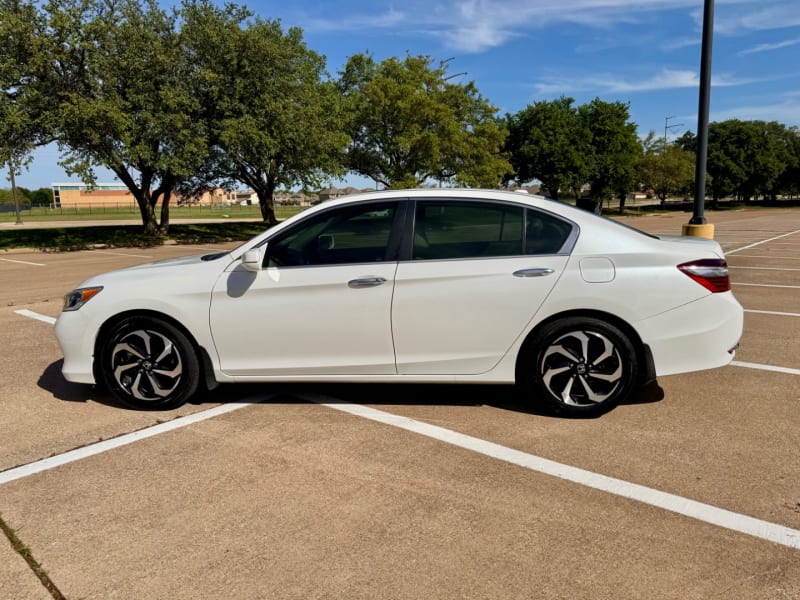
[182,1,347,224]
[51,0,211,233]
[0,0,51,168]
[339,54,509,189]
[703,120,798,202]
[579,98,640,205]
[636,131,695,203]
[504,97,590,200]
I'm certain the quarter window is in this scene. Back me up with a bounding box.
[525,210,572,255]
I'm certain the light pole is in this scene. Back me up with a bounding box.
[683,0,715,239]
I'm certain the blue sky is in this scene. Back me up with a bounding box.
[7,0,800,190]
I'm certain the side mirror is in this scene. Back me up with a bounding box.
[241,246,265,272]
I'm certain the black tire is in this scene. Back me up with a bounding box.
[519,317,638,417]
[99,316,200,410]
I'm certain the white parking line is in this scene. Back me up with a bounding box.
[0,400,260,486]
[744,309,800,317]
[733,283,800,289]
[730,361,800,376]
[312,398,800,549]
[0,257,46,266]
[727,229,800,255]
[730,266,800,272]
[730,255,800,260]
[93,250,153,258]
[13,309,57,325]
[2,391,798,550]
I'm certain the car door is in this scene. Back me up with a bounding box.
[391,199,574,375]
[209,201,404,376]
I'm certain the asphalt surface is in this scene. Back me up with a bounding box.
[0,209,798,599]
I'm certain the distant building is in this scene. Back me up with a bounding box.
[52,183,238,208]
[51,182,134,208]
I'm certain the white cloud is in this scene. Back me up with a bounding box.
[738,37,800,56]
[301,9,406,33]
[300,1,800,54]
[534,68,762,95]
[713,2,800,34]
[711,98,800,125]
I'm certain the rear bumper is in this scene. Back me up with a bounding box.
[635,291,743,377]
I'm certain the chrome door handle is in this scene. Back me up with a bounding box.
[513,268,555,278]
[348,277,387,288]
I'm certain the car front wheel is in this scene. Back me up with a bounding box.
[521,317,638,417]
[99,317,200,410]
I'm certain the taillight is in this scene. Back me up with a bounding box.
[678,259,730,293]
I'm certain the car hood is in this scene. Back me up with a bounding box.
[79,252,233,288]
[124,252,226,270]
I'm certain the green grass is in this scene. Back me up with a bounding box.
[0,221,272,251]
[0,203,305,222]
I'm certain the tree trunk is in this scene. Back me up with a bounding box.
[160,189,172,234]
[255,175,279,225]
[136,195,159,236]
[618,191,626,214]
[544,182,559,201]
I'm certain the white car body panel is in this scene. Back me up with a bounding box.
[56,255,227,384]
[209,261,398,376]
[392,255,568,375]
[55,188,743,395]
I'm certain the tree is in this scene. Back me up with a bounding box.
[339,54,509,189]
[4,0,212,234]
[0,0,52,173]
[773,126,800,198]
[182,1,348,224]
[636,131,695,205]
[52,0,212,234]
[504,97,591,200]
[579,98,640,211]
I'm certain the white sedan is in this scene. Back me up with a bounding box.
[56,189,743,416]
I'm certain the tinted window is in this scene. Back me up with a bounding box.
[267,202,398,267]
[413,201,524,260]
[525,210,572,255]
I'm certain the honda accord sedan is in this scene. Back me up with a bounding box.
[56,189,743,416]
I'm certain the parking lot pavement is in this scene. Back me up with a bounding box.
[0,246,239,472]
[0,305,220,472]
[0,535,52,600]
[0,400,798,600]
[735,312,800,370]
[1,211,799,598]
[730,286,798,314]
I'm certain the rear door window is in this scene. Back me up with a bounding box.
[413,201,523,260]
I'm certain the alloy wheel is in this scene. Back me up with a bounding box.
[539,330,624,407]
[111,329,183,402]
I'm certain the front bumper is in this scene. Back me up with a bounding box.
[55,309,98,384]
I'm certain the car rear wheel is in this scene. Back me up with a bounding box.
[99,316,199,410]
[520,317,638,417]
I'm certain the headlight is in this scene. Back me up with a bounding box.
[62,286,104,312]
